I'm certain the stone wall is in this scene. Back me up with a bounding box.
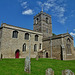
[43,33,75,60]
[38,52,43,58]
[0,28,2,53]
[52,45,61,60]
[0,29,2,39]
[1,23,43,58]
[43,40,51,58]
[43,38,62,59]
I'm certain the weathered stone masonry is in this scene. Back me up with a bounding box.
[0,11,75,60]
[0,23,43,58]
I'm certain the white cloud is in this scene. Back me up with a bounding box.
[37,1,42,6]
[47,0,56,3]
[18,1,34,15]
[70,32,75,37]
[22,9,34,15]
[70,10,75,17]
[44,2,54,11]
[73,29,75,31]
[58,17,67,24]
[37,0,67,24]
[21,2,27,6]
[21,1,27,9]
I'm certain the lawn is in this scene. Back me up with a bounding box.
[0,58,75,75]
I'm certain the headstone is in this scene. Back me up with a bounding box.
[62,69,74,75]
[24,56,31,73]
[46,68,54,75]
[36,52,38,60]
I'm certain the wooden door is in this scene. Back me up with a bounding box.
[16,51,19,58]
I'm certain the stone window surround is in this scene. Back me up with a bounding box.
[22,43,26,52]
[66,44,72,54]
[34,44,37,52]
[46,17,48,23]
[12,30,40,41]
[25,33,29,40]
[12,30,18,38]
[35,35,38,41]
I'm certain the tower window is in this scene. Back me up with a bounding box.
[46,17,48,23]
[34,44,37,52]
[12,31,18,38]
[25,33,29,40]
[37,18,39,21]
[22,43,26,52]
[67,38,71,43]
[36,18,39,24]
[35,35,38,41]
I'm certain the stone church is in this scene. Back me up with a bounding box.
[0,11,75,60]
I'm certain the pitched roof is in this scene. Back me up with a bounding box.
[43,33,73,41]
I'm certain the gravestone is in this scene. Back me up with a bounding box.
[24,56,31,73]
[62,69,74,75]
[46,68,54,75]
[36,52,38,60]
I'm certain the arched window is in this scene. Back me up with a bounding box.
[35,35,38,41]
[46,17,48,23]
[22,43,26,52]
[67,38,71,43]
[67,44,71,54]
[25,33,29,40]
[34,44,37,51]
[39,43,41,49]
[66,38,71,54]
[12,30,18,38]
[36,18,39,24]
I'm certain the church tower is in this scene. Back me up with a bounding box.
[33,11,52,38]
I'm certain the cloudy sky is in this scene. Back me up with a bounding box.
[0,0,75,46]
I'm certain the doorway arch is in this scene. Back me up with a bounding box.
[15,49,20,58]
[46,52,48,58]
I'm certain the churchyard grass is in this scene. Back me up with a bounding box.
[0,58,75,75]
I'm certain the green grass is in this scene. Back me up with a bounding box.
[0,58,75,75]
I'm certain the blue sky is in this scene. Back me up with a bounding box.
[0,0,75,46]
